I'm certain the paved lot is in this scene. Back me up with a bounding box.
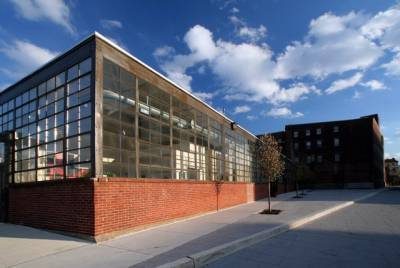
[0,189,382,268]
[209,189,400,268]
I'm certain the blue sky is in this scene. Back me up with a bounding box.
[0,0,399,160]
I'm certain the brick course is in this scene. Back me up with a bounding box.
[8,179,94,235]
[8,178,271,239]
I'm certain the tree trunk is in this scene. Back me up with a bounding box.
[268,176,271,213]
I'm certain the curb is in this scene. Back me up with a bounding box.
[158,189,383,268]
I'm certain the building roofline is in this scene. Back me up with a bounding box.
[93,32,256,139]
[0,32,257,140]
[285,114,380,128]
[0,34,95,98]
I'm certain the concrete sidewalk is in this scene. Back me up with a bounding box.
[0,189,381,268]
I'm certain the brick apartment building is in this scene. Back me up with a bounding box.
[262,115,385,188]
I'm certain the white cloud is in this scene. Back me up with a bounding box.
[246,115,257,121]
[360,6,400,78]
[184,25,218,61]
[0,39,58,74]
[100,19,123,30]
[275,12,382,79]
[193,91,215,102]
[395,128,400,137]
[352,90,362,99]
[270,83,320,105]
[223,93,253,101]
[361,79,386,90]
[382,53,400,76]
[158,25,218,89]
[233,105,251,114]
[361,6,400,51]
[237,25,267,42]
[102,35,129,52]
[229,15,244,27]
[231,7,239,13]
[156,25,317,104]
[10,0,75,34]
[229,15,267,42]
[155,6,400,108]
[153,46,175,58]
[167,71,193,90]
[326,72,363,94]
[197,65,206,74]
[265,107,304,118]
[384,137,393,144]
[211,40,279,101]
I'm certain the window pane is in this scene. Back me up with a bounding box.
[47,77,55,92]
[79,58,91,75]
[56,72,65,87]
[67,147,90,164]
[67,65,79,82]
[66,163,91,178]
[80,74,90,89]
[67,80,79,95]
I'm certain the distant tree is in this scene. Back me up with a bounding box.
[257,135,285,213]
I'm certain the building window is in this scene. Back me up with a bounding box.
[306,129,310,136]
[294,142,299,150]
[334,153,340,162]
[317,155,323,163]
[306,141,311,149]
[306,155,314,163]
[317,140,322,148]
[334,138,340,147]
[294,157,299,163]
[293,131,298,138]
[4,57,93,183]
[316,128,321,135]
[333,126,339,133]
[103,59,136,178]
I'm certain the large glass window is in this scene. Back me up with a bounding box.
[138,79,171,179]
[100,59,258,182]
[0,57,93,183]
[103,59,136,177]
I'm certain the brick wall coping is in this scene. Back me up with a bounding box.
[95,177,257,184]
[9,177,266,188]
[8,178,92,188]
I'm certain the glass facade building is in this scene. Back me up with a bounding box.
[0,33,260,185]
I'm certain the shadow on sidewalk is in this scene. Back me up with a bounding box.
[0,223,88,243]
[129,221,280,267]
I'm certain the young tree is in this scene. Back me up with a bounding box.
[257,135,285,213]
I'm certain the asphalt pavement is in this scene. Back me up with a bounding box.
[209,188,400,268]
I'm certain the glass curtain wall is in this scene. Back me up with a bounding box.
[0,57,93,183]
[102,58,258,182]
[103,59,136,177]
[138,78,171,179]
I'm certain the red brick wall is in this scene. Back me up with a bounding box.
[8,178,269,238]
[8,179,94,235]
[93,178,268,236]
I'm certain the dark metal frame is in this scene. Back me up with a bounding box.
[0,132,13,221]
